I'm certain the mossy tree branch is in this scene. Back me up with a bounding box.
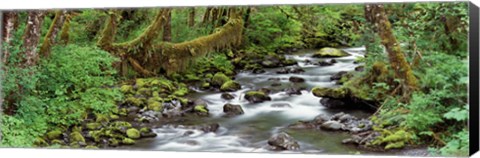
[39,10,67,57]
[98,8,244,76]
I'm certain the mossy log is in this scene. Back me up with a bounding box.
[97,8,244,76]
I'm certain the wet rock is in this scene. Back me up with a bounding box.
[267,132,300,151]
[330,71,348,81]
[220,80,241,92]
[320,120,344,130]
[276,67,304,74]
[259,88,272,94]
[270,103,292,108]
[282,59,298,66]
[253,68,266,74]
[330,59,337,63]
[304,59,315,65]
[221,93,235,100]
[317,60,334,66]
[261,60,279,68]
[289,76,305,83]
[183,130,195,136]
[287,121,315,129]
[312,113,331,125]
[244,91,271,103]
[198,123,220,133]
[223,103,244,116]
[268,78,281,81]
[185,140,200,146]
[271,83,282,87]
[320,98,348,109]
[355,65,365,72]
[313,47,350,58]
[284,87,303,95]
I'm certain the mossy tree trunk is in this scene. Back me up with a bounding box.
[59,13,72,45]
[202,7,212,24]
[1,11,18,64]
[22,11,45,67]
[188,8,195,27]
[97,8,244,76]
[39,10,67,57]
[365,4,418,96]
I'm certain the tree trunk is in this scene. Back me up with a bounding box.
[202,7,212,24]
[22,11,45,67]
[59,13,71,45]
[162,10,172,42]
[2,12,19,64]
[188,8,195,27]
[39,10,67,57]
[243,7,252,30]
[365,4,418,94]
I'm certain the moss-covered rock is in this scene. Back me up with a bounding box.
[147,98,163,112]
[135,78,148,88]
[244,91,271,103]
[122,138,136,145]
[201,82,211,89]
[109,121,132,132]
[125,97,144,106]
[109,138,120,147]
[85,145,98,149]
[220,80,241,92]
[33,137,48,147]
[86,122,102,130]
[51,139,64,145]
[313,47,350,58]
[126,128,141,139]
[211,72,231,87]
[46,130,63,140]
[312,87,348,99]
[173,84,188,96]
[136,87,152,96]
[70,131,86,144]
[120,85,134,94]
[95,114,110,123]
[194,105,209,116]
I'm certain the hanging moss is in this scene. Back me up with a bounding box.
[97,8,244,76]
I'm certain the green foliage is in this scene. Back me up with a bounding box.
[437,130,469,156]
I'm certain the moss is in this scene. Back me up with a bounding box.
[110,114,120,120]
[136,87,152,96]
[125,97,144,106]
[204,73,213,79]
[147,99,163,112]
[194,105,209,114]
[86,123,102,130]
[211,72,231,87]
[201,82,211,89]
[220,80,241,92]
[70,131,86,144]
[136,78,148,88]
[126,128,141,139]
[118,108,128,116]
[109,138,120,146]
[85,145,98,149]
[109,121,132,131]
[95,114,110,123]
[33,137,48,147]
[51,139,64,145]
[385,141,405,149]
[178,97,189,105]
[122,138,136,145]
[311,87,348,98]
[88,130,103,142]
[46,130,63,140]
[120,85,134,94]
[313,47,350,58]
[173,84,189,96]
[140,127,151,133]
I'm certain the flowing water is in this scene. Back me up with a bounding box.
[122,47,408,155]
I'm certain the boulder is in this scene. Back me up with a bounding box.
[223,104,244,116]
[355,65,365,72]
[330,71,348,81]
[311,87,347,98]
[244,91,271,103]
[221,93,235,100]
[284,87,303,95]
[312,113,331,125]
[211,72,231,87]
[320,98,348,109]
[126,128,141,139]
[289,76,305,83]
[320,120,344,130]
[220,80,241,92]
[313,47,350,58]
[267,132,300,151]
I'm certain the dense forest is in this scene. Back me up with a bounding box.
[0,2,470,156]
